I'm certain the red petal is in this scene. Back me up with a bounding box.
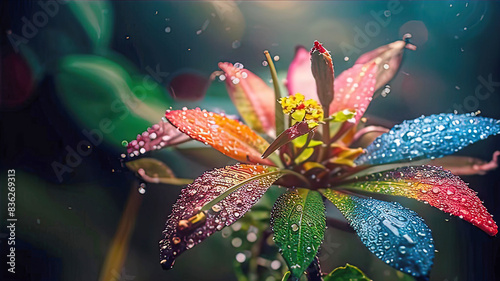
[160,164,283,269]
[165,108,274,165]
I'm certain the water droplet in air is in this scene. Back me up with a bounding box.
[232,40,241,49]
[165,27,171,33]
[291,224,299,231]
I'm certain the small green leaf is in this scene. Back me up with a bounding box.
[329,109,356,123]
[294,148,314,164]
[324,264,372,281]
[292,134,323,148]
[270,189,326,280]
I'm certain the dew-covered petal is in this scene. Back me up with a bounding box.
[330,39,414,124]
[428,151,499,176]
[165,108,274,165]
[342,165,498,236]
[323,189,434,278]
[219,62,275,136]
[354,39,415,90]
[286,46,317,101]
[271,189,326,280]
[126,118,191,158]
[355,113,500,166]
[159,164,284,269]
[329,63,377,124]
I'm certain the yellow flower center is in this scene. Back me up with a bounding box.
[279,93,324,128]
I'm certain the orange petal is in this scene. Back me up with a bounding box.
[165,108,274,165]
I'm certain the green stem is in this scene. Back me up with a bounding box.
[264,50,285,136]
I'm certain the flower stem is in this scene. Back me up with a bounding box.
[316,121,330,163]
[264,50,285,136]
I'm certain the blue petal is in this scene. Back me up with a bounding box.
[355,113,500,165]
[324,190,434,277]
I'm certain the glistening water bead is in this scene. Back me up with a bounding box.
[355,113,500,165]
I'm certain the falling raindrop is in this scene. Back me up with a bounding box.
[165,27,171,33]
[138,183,146,194]
[232,40,241,49]
[232,237,242,247]
[236,252,246,263]
[291,224,299,231]
[246,232,257,242]
[270,260,281,270]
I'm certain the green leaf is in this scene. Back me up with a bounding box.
[270,189,326,280]
[329,109,356,123]
[324,264,372,281]
[56,55,172,148]
[67,1,113,52]
[292,134,323,148]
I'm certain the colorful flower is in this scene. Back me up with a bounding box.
[125,39,499,280]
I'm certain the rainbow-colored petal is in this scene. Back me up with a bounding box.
[355,113,500,166]
[342,165,498,236]
[323,189,434,278]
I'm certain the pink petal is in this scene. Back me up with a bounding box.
[330,63,377,123]
[286,46,317,101]
[219,62,275,136]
